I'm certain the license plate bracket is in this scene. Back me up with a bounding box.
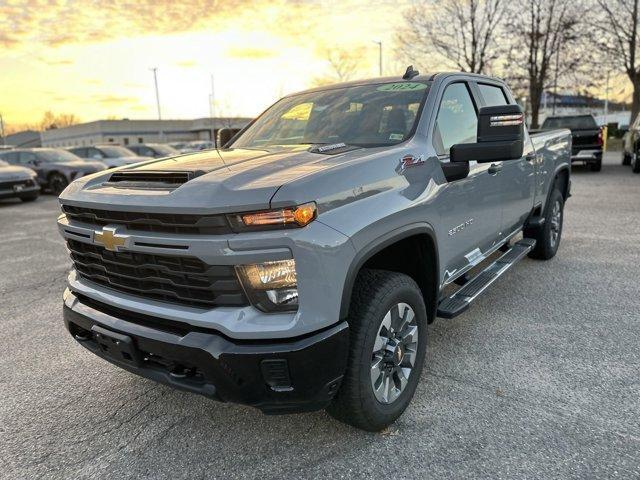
[91,325,141,366]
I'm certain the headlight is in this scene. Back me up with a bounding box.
[236,259,298,312]
[228,202,316,231]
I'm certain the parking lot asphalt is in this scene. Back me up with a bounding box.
[1,152,639,479]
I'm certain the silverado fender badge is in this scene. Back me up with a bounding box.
[398,154,425,172]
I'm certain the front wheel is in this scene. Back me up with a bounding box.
[326,269,427,431]
[525,188,564,260]
[48,173,68,195]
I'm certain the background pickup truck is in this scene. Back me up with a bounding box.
[57,71,571,431]
[541,114,603,171]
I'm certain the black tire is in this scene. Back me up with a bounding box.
[525,188,564,260]
[20,192,39,202]
[48,173,68,195]
[589,158,602,172]
[633,153,640,173]
[326,269,428,431]
[622,152,631,166]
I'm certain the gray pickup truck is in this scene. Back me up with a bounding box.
[57,71,571,431]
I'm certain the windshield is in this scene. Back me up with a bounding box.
[99,146,135,158]
[232,82,429,149]
[543,116,598,130]
[39,150,82,162]
[153,145,178,155]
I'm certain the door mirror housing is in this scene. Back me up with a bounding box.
[450,105,524,163]
[217,128,238,148]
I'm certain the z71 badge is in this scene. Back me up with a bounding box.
[398,154,425,171]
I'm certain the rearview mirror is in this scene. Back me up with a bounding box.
[450,105,524,163]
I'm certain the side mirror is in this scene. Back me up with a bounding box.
[450,105,524,163]
[217,128,237,148]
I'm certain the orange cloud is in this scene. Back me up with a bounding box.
[92,94,139,105]
[227,46,277,60]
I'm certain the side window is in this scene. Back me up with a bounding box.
[2,152,19,163]
[86,147,104,159]
[478,84,509,106]
[19,152,37,164]
[434,83,478,156]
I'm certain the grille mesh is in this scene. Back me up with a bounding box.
[67,239,248,308]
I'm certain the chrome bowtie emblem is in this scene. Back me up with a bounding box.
[94,226,128,251]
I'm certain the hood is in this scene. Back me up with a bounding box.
[0,165,36,180]
[59,145,374,213]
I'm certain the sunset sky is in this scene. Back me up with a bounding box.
[0,0,415,131]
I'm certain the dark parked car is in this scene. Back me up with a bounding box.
[126,143,179,158]
[0,159,40,202]
[0,148,106,195]
[541,114,603,171]
[67,145,147,168]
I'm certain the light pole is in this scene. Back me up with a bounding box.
[209,74,216,146]
[604,71,610,125]
[0,113,5,145]
[151,67,163,141]
[373,41,382,76]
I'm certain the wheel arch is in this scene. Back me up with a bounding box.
[339,224,439,324]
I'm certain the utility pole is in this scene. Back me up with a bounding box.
[151,67,163,142]
[0,113,5,145]
[552,46,561,116]
[604,71,610,125]
[373,41,382,76]
[209,74,216,147]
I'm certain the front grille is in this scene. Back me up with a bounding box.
[61,205,232,235]
[0,178,34,190]
[67,239,248,308]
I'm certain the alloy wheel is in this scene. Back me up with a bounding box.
[370,302,419,404]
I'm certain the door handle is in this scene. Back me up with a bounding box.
[488,163,502,175]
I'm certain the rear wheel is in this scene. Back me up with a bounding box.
[326,269,427,431]
[525,188,564,260]
[48,173,68,195]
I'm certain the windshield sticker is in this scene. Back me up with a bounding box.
[377,82,427,92]
[389,133,404,141]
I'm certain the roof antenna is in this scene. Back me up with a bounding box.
[403,65,419,80]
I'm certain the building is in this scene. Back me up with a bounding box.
[537,92,631,127]
[3,129,41,148]
[41,117,252,148]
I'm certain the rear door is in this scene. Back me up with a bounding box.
[473,82,535,236]
[433,81,504,284]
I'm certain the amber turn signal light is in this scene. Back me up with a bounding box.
[240,202,317,228]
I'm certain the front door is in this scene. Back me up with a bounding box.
[473,82,535,235]
[433,82,504,284]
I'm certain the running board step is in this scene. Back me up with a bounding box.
[437,238,536,319]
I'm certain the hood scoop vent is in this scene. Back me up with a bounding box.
[107,170,193,189]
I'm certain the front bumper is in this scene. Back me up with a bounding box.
[63,289,349,414]
[0,180,39,199]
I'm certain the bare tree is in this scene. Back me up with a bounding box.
[504,0,584,128]
[39,111,80,130]
[312,48,364,87]
[396,0,508,74]
[593,0,640,123]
